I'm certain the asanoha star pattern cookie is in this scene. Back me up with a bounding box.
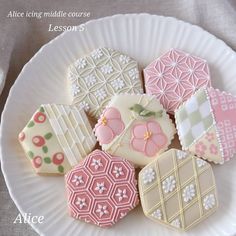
[139,149,218,231]
[144,49,211,114]
[68,47,143,119]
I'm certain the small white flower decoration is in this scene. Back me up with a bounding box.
[203,194,216,210]
[151,209,162,219]
[162,175,176,193]
[94,182,106,194]
[68,71,76,81]
[128,68,139,80]
[91,48,103,59]
[182,184,195,202]
[71,83,80,97]
[85,74,97,87]
[196,158,207,168]
[96,204,109,217]
[101,64,113,74]
[119,212,127,219]
[111,78,125,91]
[177,150,188,160]
[75,197,87,209]
[113,166,124,178]
[115,188,128,202]
[171,218,181,228]
[91,158,103,170]
[72,175,84,186]
[142,168,156,185]
[119,55,130,64]
[75,58,87,69]
[95,89,107,101]
[80,101,90,112]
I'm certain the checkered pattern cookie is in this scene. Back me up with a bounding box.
[139,149,218,231]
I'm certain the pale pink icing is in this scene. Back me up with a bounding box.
[144,49,211,114]
[130,120,167,157]
[65,150,139,228]
[207,87,236,161]
[94,107,125,144]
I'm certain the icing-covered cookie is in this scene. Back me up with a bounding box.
[65,149,139,227]
[94,94,176,166]
[144,48,211,114]
[68,47,143,119]
[139,149,218,231]
[18,104,96,175]
[175,87,236,164]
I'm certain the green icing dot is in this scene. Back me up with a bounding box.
[44,157,51,164]
[39,106,45,113]
[42,146,48,153]
[27,151,34,159]
[58,165,64,173]
[27,121,35,128]
[44,132,52,140]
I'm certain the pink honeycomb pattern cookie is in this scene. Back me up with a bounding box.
[144,49,211,114]
[65,149,139,227]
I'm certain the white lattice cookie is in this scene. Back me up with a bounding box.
[94,94,176,166]
[139,149,218,231]
[18,104,97,175]
[144,48,211,114]
[68,47,143,119]
[175,87,236,164]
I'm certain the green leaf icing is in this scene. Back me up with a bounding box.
[129,104,163,118]
[39,106,45,113]
[58,165,64,173]
[27,151,34,159]
[44,132,52,140]
[27,121,35,128]
[44,157,51,164]
[42,146,48,153]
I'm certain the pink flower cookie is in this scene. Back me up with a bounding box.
[65,149,139,227]
[144,49,211,114]
[175,87,236,164]
[18,104,96,175]
[94,94,175,166]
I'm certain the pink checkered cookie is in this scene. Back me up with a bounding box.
[175,87,236,164]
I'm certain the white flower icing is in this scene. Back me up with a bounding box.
[128,68,139,80]
[182,184,195,202]
[85,74,97,87]
[113,166,124,178]
[72,175,84,186]
[101,64,113,74]
[203,194,216,210]
[162,175,176,193]
[119,55,131,64]
[94,182,106,194]
[142,168,156,185]
[94,89,107,101]
[177,150,188,160]
[96,204,109,217]
[151,209,162,219]
[80,101,90,112]
[196,158,207,168]
[75,197,87,209]
[71,83,80,97]
[75,58,87,69]
[171,218,181,228]
[111,78,125,91]
[91,158,103,170]
[115,188,128,202]
[91,48,103,59]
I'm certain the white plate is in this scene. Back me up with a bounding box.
[1,14,236,236]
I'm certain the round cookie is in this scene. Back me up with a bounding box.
[139,148,218,231]
[175,87,236,164]
[144,48,211,114]
[68,47,143,119]
[65,149,139,227]
[94,94,176,166]
[18,104,97,175]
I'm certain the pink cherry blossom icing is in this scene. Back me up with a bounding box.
[130,120,168,156]
[95,107,125,144]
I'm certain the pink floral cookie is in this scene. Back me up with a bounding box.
[94,94,176,166]
[175,87,236,164]
[144,48,211,114]
[65,149,139,227]
[18,104,96,175]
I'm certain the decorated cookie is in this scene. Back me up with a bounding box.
[65,149,139,227]
[139,149,218,231]
[144,48,211,114]
[68,47,143,119]
[94,94,176,166]
[18,104,96,174]
[175,87,236,164]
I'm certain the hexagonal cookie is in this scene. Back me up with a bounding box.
[68,47,143,119]
[94,94,176,166]
[18,104,96,175]
[175,87,236,164]
[139,149,218,231]
[65,149,139,227]
[144,48,211,114]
